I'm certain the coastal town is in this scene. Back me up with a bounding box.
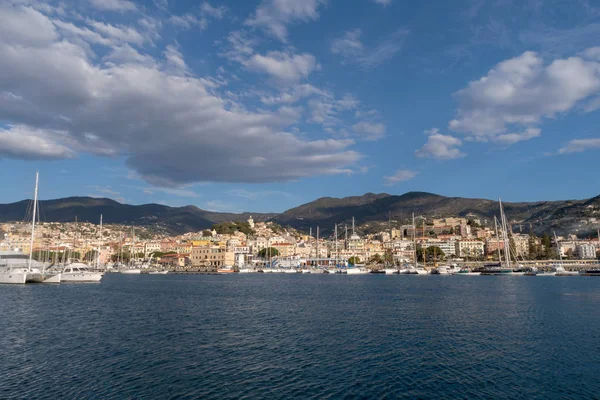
[2,213,599,272]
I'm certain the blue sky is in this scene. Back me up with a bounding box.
[1,0,600,213]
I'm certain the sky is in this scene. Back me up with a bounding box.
[1,0,600,213]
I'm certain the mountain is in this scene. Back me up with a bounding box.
[273,192,600,237]
[1,192,599,236]
[0,197,274,234]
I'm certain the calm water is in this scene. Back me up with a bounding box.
[1,274,599,399]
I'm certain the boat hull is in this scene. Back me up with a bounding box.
[61,272,103,282]
[0,271,27,284]
[120,269,141,274]
[42,273,62,283]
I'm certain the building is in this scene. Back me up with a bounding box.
[190,246,235,267]
[577,243,597,259]
[456,240,485,258]
[425,240,456,257]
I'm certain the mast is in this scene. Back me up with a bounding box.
[499,198,512,269]
[309,227,312,261]
[316,225,319,266]
[98,214,103,269]
[334,223,338,266]
[494,216,503,265]
[132,226,135,265]
[412,213,417,269]
[553,231,563,266]
[28,172,39,272]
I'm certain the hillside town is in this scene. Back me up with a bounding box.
[2,215,599,271]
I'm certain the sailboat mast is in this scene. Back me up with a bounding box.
[335,224,338,265]
[316,225,319,266]
[412,213,417,268]
[98,214,103,269]
[28,172,39,272]
[494,217,503,265]
[499,198,511,269]
[553,231,563,266]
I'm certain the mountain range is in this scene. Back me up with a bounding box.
[1,192,599,236]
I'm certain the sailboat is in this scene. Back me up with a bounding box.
[480,200,514,276]
[120,227,142,274]
[0,173,61,284]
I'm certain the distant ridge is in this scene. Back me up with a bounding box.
[0,192,598,236]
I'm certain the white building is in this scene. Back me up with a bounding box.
[577,243,597,259]
[425,240,456,257]
[455,240,485,258]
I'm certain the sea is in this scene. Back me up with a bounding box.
[1,274,599,399]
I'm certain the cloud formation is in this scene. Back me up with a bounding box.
[415,129,465,160]
[383,169,417,186]
[331,28,409,68]
[0,4,361,186]
[450,50,600,143]
[245,51,319,82]
[246,0,325,42]
[558,138,600,154]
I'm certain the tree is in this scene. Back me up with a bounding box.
[202,230,212,237]
[565,248,574,259]
[348,256,360,265]
[541,233,553,259]
[416,245,445,262]
[258,247,279,258]
[369,254,384,264]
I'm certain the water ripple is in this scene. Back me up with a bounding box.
[1,275,599,399]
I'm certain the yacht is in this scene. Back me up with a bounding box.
[346,266,369,275]
[479,263,513,276]
[579,268,600,276]
[217,266,235,274]
[454,267,480,276]
[554,265,578,276]
[61,262,104,282]
[148,270,169,275]
[120,268,142,274]
[384,268,399,274]
[238,268,254,273]
[430,265,450,275]
[0,252,60,284]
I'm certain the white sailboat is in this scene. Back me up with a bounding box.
[120,226,141,274]
[0,173,61,284]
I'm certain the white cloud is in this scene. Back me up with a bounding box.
[89,0,137,12]
[246,0,325,42]
[331,29,364,57]
[260,84,327,105]
[0,125,75,160]
[169,14,208,31]
[0,5,58,46]
[450,50,600,139]
[331,28,409,69]
[104,43,156,66]
[0,7,360,186]
[372,0,392,6]
[163,45,188,74]
[245,51,319,82]
[491,127,541,145]
[87,20,145,45]
[415,129,465,160]
[352,122,386,140]
[558,138,600,154]
[200,2,227,19]
[383,169,417,186]
[219,30,257,63]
